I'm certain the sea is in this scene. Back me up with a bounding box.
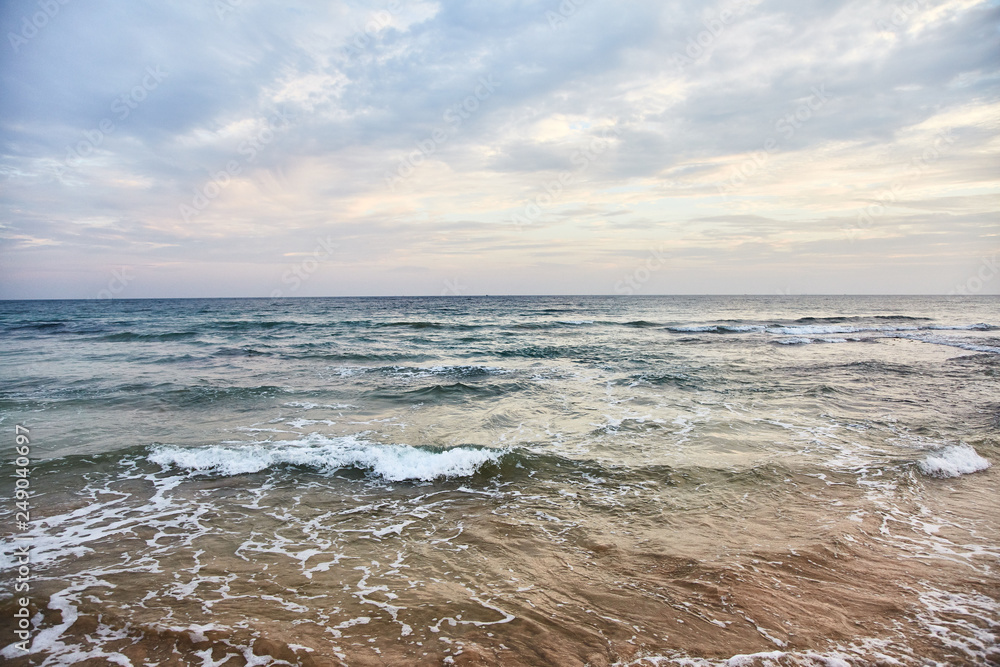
[1,295,998,666]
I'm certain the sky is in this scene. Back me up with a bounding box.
[1,0,998,298]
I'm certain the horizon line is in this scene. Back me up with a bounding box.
[2,294,997,302]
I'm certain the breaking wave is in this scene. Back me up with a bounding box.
[148,435,508,481]
[918,444,991,478]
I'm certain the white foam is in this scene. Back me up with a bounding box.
[919,444,991,478]
[617,649,855,666]
[283,402,355,410]
[768,325,880,335]
[668,325,718,332]
[774,337,812,345]
[727,652,787,666]
[925,322,993,331]
[915,586,1000,663]
[328,367,367,377]
[767,323,992,336]
[668,325,765,333]
[425,364,511,375]
[149,434,505,481]
[891,333,1000,355]
[286,418,336,429]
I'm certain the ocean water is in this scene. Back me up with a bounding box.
[0,295,998,666]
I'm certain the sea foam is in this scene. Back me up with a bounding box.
[149,435,505,481]
[918,444,991,478]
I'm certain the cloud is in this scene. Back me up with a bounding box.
[1,0,998,297]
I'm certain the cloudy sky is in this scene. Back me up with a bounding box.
[1,0,998,298]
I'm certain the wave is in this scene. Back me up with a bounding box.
[283,401,355,410]
[149,354,202,365]
[4,321,69,332]
[356,365,511,379]
[886,333,1000,355]
[923,323,994,331]
[371,321,482,331]
[874,315,934,321]
[497,345,596,359]
[42,440,957,495]
[155,385,290,407]
[768,324,913,335]
[621,372,700,389]
[143,440,681,487]
[212,346,274,357]
[922,340,1000,355]
[774,337,815,345]
[918,444,991,478]
[210,320,312,331]
[508,320,595,330]
[376,321,446,329]
[792,315,933,324]
[1,322,117,337]
[662,321,994,337]
[100,331,200,342]
[766,328,999,354]
[773,336,855,345]
[794,316,851,324]
[510,322,556,330]
[768,323,993,335]
[337,320,483,331]
[371,381,528,401]
[0,382,294,412]
[285,351,438,362]
[666,325,766,333]
[148,436,507,481]
[418,364,509,377]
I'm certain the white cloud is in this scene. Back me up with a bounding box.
[0,0,997,297]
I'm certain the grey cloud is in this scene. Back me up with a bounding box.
[1,0,997,297]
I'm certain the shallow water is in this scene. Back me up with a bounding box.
[1,296,998,665]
